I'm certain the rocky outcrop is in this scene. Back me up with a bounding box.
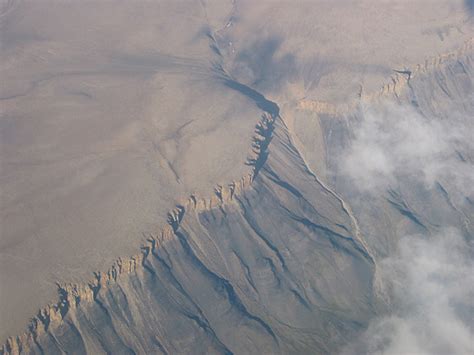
[319,40,474,260]
[2,34,471,355]
[298,37,473,116]
[1,99,377,354]
[0,109,276,354]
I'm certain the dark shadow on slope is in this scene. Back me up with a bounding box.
[245,115,275,179]
[231,36,297,92]
[223,79,280,116]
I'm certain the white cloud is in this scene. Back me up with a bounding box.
[340,103,474,201]
[338,103,474,354]
[341,229,474,355]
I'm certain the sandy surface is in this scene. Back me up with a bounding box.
[0,0,261,340]
[0,0,472,342]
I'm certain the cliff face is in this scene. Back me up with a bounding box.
[2,112,376,354]
[320,42,474,258]
[2,0,473,347]
[1,1,472,351]
[4,40,472,354]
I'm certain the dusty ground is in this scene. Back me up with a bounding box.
[0,0,472,343]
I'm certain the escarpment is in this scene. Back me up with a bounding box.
[298,38,473,116]
[2,27,472,355]
[2,102,377,354]
[319,41,474,259]
[0,110,270,354]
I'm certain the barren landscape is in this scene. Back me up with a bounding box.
[1,1,473,354]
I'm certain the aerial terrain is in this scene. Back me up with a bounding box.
[0,0,473,354]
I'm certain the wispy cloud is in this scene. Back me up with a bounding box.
[340,103,474,203]
[339,103,474,354]
[341,229,474,355]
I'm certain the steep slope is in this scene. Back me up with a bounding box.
[1,1,472,353]
[2,110,376,354]
[5,37,472,355]
[319,39,474,259]
[0,1,262,337]
[2,0,472,343]
[293,39,474,353]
